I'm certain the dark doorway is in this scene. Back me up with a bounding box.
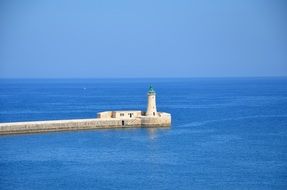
[153,112,155,116]
[122,120,125,126]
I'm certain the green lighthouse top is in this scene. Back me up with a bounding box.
[148,85,156,94]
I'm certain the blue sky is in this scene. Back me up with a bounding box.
[0,0,286,78]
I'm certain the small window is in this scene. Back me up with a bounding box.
[122,120,125,126]
[153,112,155,116]
[120,113,124,117]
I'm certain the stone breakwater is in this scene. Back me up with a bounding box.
[0,113,171,135]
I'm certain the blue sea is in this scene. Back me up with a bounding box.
[0,78,287,190]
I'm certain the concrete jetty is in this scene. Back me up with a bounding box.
[0,86,171,135]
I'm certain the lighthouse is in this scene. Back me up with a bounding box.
[146,85,157,116]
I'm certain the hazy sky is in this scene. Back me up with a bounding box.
[0,0,287,78]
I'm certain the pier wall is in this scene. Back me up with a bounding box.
[0,113,171,135]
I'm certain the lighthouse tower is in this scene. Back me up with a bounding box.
[146,85,157,117]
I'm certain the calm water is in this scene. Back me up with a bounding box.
[0,78,287,190]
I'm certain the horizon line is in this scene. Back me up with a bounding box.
[0,76,287,80]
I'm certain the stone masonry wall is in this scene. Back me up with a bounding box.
[0,113,171,135]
